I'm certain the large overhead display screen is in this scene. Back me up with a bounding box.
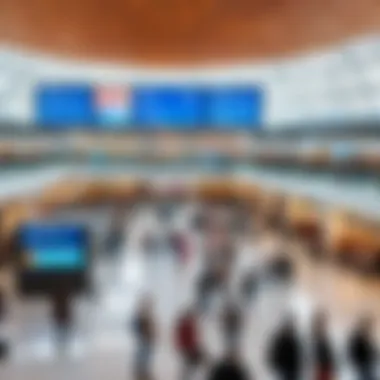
[36,85,94,127]
[207,87,263,128]
[35,84,263,130]
[133,87,205,128]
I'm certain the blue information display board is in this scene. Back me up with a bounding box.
[19,223,87,272]
[207,87,263,129]
[133,87,206,128]
[36,85,94,127]
[35,84,264,130]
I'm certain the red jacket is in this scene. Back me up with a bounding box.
[176,316,198,352]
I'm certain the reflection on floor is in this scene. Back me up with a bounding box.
[1,204,380,380]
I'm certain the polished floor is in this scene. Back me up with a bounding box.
[1,204,380,380]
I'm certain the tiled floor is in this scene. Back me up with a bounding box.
[1,204,380,380]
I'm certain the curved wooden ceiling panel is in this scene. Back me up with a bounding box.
[2,0,380,64]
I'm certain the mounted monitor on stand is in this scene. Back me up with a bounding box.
[15,221,91,296]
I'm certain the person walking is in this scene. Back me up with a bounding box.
[131,297,157,380]
[207,349,250,380]
[175,307,204,380]
[311,312,336,380]
[0,288,8,361]
[268,317,303,380]
[348,316,378,380]
[220,301,243,352]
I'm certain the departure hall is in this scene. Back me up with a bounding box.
[1,1,380,379]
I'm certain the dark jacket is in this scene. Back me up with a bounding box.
[314,332,335,371]
[349,331,377,372]
[52,291,72,328]
[0,291,5,322]
[132,314,155,344]
[208,359,250,380]
[222,307,241,335]
[269,326,302,379]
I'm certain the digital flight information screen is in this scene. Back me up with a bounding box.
[207,87,263,129]
[36,84,94,127]
[132,86,206,129]
[35,84,264,130]
[16,222,90,295]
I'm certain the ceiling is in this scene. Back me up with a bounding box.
[2,0,380,64]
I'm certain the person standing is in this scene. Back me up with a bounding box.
[51,285,73,352]
[207,349,250,380]
[311,312,336,380]
[348,316,378,380]
[170,230,190,265]
[220,301,243,352]
[240,269,259,302]
[175,307,204,380]
[268,317,303,380]
[131,297,157,380]
[197,269,216,312]
[0,288,8,361]
[106,207,125,257]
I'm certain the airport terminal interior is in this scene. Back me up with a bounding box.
[1,1,380,380]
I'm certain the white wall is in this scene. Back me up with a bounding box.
[1,34,380,128]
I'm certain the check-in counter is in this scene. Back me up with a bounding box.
[298,149,331,169]
[327,210,380,272]
[359,151,380,172]
[38,178,88,209]
[254,151,298,167]
[195,178,235,203]
[329,144,379,174]
[231,181,262,206]
[80,180,110,205]
[285,196,323,254]
[256,190,286,230]
[105,179,150,204]
[286,197,321,234]
[80,178,151,205]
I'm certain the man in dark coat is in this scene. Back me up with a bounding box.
[311,312,336,380]
[348,317,378,380]
[207,350,250,380]
[268,317,303,380]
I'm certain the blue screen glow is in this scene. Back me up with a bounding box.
[208,87,263,129]
[133,87,206,128]
[35,84,264,130]
[30,248,85,270]
[19,223,87,272]
[36,85,94,127]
